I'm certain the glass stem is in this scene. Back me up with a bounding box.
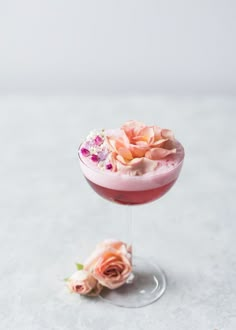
[126,205,135,283]
[126,205,133,263]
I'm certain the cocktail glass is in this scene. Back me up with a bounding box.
[79,142,184,308]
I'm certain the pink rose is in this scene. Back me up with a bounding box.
[84,240,132,289]
[67,270,103,296]
[106,120,176,175]
[96,238,132,259]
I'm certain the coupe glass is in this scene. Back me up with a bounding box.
[79,143,184,308]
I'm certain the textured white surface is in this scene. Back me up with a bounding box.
[0,95,235,329]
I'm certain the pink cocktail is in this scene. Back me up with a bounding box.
[78,121,184,308]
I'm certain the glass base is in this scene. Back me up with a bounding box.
[99,256,167,308]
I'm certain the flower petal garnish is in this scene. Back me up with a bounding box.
[145,147,176,160]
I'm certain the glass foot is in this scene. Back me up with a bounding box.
[99,256,167,308]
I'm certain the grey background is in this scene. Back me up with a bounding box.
[0,0,236,95]
[0,95,235,329]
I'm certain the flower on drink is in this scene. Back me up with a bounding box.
[79,120,177,176]
[106,120,176,175]
[79,130,113,170]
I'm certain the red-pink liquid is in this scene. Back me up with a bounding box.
[86,178,177,205]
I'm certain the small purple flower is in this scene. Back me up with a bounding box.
[97,150,108,161]
[94,135,103,146]
[81,148,90,157]
[91,154,99,162]
[106,163,113,170]
[84,141,92,148]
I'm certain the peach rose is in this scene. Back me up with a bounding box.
[96,239,132,260]
[67,270,103,296]
[106,120,176,175]
[84,240,132,289]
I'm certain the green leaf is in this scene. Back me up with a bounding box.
[75,263,84,270]
[64,277,69,282]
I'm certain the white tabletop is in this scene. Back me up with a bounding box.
[1,95,235,330]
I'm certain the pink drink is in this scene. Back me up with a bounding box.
[79,142,184,205]
[85,178,177,205]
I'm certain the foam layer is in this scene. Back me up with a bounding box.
[79,140,184,191]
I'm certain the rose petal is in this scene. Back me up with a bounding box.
[97,239,130,253]
[151,138,168,148]
[116,157,158,175]
[162,139,177,150]
[87,282,103,296]
[116,154,129,165]
[121,120,145,132]
[137,126,155,144]
[96,239,132,261]
[108,152,118,171]
[115,138,127,151]
[67,270,101,296]
[121,120,146,140]
[129,144,149,157]
[153,126,163,140]
[145,147,176,160]
[106,131,129,153]
[161,128,174,139]
[106,136,117,152]
[117,147,133,161]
